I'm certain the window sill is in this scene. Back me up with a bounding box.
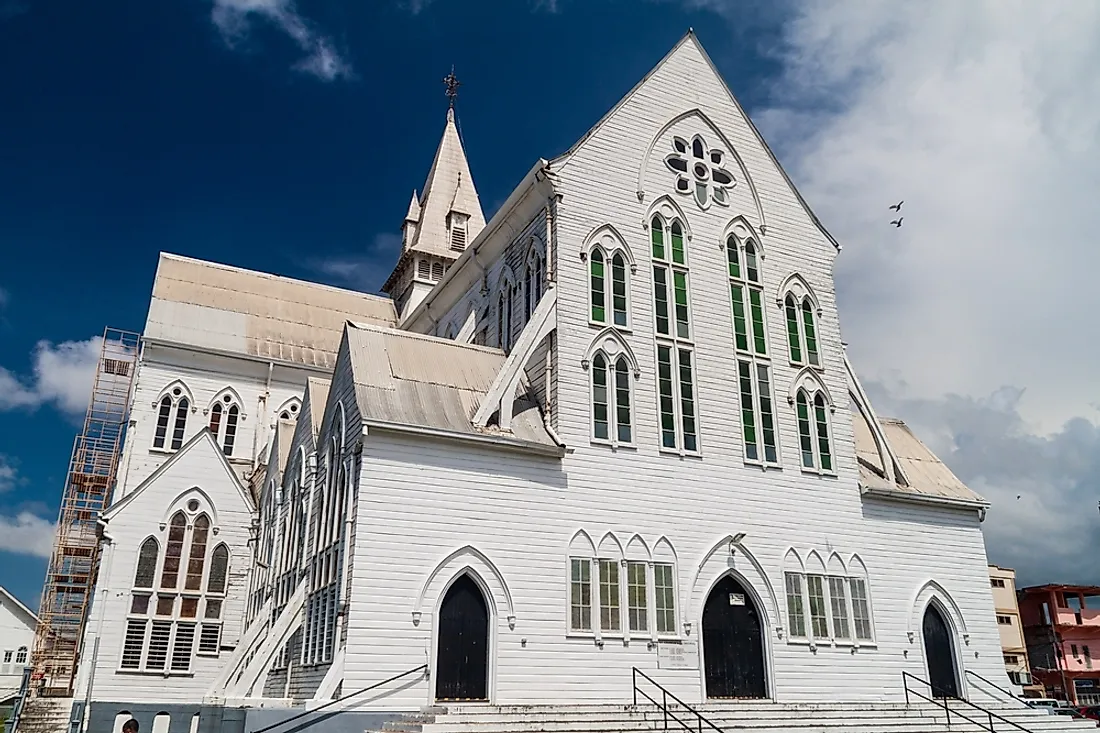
[591,440,637,452]
[149,447,178,456]
[799,467,838,478]
[588,321,633,333]
[786,637,877,650]
[659,447,702,459]
[116,669,196,677]
[744,460,782,471]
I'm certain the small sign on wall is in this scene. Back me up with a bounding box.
[657,641,699,670]
[729,593,745,606]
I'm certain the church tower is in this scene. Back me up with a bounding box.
[382,75,486,321]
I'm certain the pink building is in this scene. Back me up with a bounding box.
[1019,584,1100,704]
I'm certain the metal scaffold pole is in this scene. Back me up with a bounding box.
[29,327,140,698]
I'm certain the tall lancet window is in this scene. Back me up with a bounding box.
[783,285,821,368]
[651,214,697,454]
[208,391,242,457]
[153,384,191,452]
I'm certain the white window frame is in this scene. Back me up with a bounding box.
[150,383,192,453]
[655,343,699,457]
[782,290,822,369]
[737,357,780,468]
[587,245,633,331]
[589,350,636,448]
[565,554,680,643]
[207,390,244,458]
[783,570,876,648]
[793,385,836,476]
[726,234,769,359]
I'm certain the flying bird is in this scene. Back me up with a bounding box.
[889,201,903,212]
[890,218,903,228]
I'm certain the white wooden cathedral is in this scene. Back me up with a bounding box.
[72,31,1011,733]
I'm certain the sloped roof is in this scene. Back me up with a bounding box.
[274,418,297,474]
[145,253,397,370]
[852,408,987,508]
[344,322,556,451]
[405,109,487,259]
[306,378,331,439]
[0,584,37,627]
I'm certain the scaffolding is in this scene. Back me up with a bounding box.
[30,327,141,698]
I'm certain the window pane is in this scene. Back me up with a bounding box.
[172,622,196,672]
[160,513,186,589]
[154,398,171,449]
[590,251,606,323]
[651,218,665,260]
[654,564,676,635]
[797,392,814,468]
[208,545,229,594]
[815,395,833,472]
[204,599,223,619]
[673,271,690,339]
[678,349,697,452]
[730,285,749,352]
[653,266,670,336]
[185,515,210,591]
[147,621,173,671]
[612,254,628,326]
[171,398,189,451]
[807,575,829,638]
[130,594,151,615]
[198,624,221,655]
[671,222,685,265]
[828,577,851,640]
[156,595,175,616]
[615,358,632,444]
[627,562,647,633]
[785,573,806,638]
[135,538,159,588]
[599,560,621,632]
[785,296,802,363]
[746,243,759,283]
[749,288,766,355]
[738,361,758,461]
[592,354,609,440]
[224,405,239,457]
[850,578,873,640]
[208,402,222,437]
[657,346,677,449]
[756,364,776,464]
[180,597,199,619]
[121,619,147,669]
[570,559,592,631]
[802,301,820,366]
[726,237,740,278]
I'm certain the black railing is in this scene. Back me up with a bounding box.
[632,667,724,733]
[902,672,1032,733]
[250,663,429,733]
[964,670,1033,709]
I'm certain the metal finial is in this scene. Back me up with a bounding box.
[443,67,461,108]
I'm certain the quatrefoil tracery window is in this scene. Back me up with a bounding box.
[665,135,734,210]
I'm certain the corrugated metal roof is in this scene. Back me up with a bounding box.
[345,322,555,448]
[852,407,986,506]
[145,254,397,369]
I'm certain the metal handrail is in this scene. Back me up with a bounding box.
[964,669,1033,709]
[632,667,724,733]
[250,663,428,733]
[902,672,1032,733]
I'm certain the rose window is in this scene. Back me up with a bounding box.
[665,135,734,210]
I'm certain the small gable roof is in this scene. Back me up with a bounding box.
[344,322,556,451]
[306,378,331,440]
[0,585,38,627]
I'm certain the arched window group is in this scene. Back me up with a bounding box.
[524,249,545,321]
[208,391,241,457]
[1,646,29,675]
[122,504,230,673]
[589,248,629,328]
[785,294,820,368]
[590,350,633,445]
[277,398,301,422]
[152,384,190,452]
[497,280,515,352]
[794,379,834,473]
[783,550,874,645]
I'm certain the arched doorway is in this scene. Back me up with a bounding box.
[435,574,489,701]
[922,603,959,698]
[702,574,767,699]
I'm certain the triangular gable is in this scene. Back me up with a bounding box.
[551,30,841,251]
[104,429,255,520]
[0,585,38,626]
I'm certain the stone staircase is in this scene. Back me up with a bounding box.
[11,697,73,733]
[371,700,1099,733]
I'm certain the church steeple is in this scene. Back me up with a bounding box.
[383,74,486,321]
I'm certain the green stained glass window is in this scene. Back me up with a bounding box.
[802,300,820,367]
[590,250,606,323]
[731,285,749,351]
[592,354,609,440]
[651,217,665,259]
[653,266,670,336]
[611,253,628,327]
[674,271,690,339]
[738,360,758,461]
[797,391,814,468]
[746,242,759,283]
[749,288,766,354]
[671,221,685,265]
[815,393,832,471]
[615,357,632,444]
[657,346,676,449]
[727,236,740,278]
[756,363,777,464]
[785,295,802,363]
[678,349,697,452]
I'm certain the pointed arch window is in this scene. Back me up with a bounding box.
[783,290,821,368]
[587,233,631,329]
[651,215,697,455]
[304,427,350,666]
[497,282,515,352]
[794,384,834,474]
[524,248,545,322]
[590,352,633,446]
[153,385,191,452]
[727,234,767,357]
[123,504,229,672]
[277,398,301,422]
[208,392,241,457]
[783,552,874,646]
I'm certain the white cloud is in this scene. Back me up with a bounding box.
[0,336,101,418]
[210,0,352,81]
[0,512,55,558]
[0,455,16,493]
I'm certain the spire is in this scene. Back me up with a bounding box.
[404,190,421,223]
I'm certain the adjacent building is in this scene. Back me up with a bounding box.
[988,566,1038,695]
[0,587,36,706]
[1019,584,1100,705]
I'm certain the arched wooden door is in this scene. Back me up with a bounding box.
[922,603,959,698]
[435,574,489,701]
[702,575,767,699]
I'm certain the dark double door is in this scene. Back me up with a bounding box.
[922,604,959,698]
[702,575,767,699]
[435,574,490,701]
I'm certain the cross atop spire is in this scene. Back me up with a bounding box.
[443,67,461,108]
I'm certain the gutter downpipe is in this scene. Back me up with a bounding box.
[254,361,274,472]
[541,194,563,447]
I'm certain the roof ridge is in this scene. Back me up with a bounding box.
[0,585,37,622]
[346,320,504,355]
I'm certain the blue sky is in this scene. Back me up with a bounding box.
[2,1,1100,610]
